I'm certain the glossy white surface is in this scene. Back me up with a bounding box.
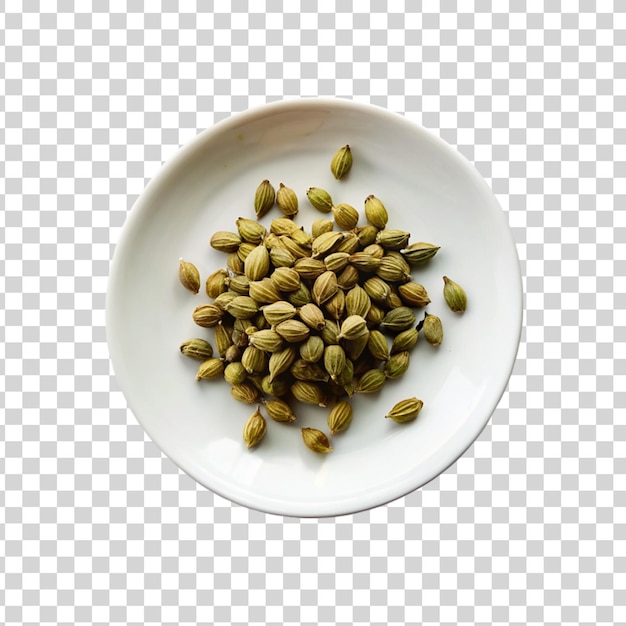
[106,98,522,517]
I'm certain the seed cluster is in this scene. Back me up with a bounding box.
[178,145,467,453]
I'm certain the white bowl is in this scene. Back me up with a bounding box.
[107,98,522,517]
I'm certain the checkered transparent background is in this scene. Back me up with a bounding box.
[2,1,625,625]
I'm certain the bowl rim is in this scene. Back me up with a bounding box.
[107,97,523,517]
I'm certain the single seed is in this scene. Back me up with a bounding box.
[332,203,359,230]
[307,187,334,213]
[264,398,296,423]
[210,231,242,253]
[243,407,267,448]
[443,276,467,313]
[364,195,388,229]
[196,358,224,380]
[180,338,214,361]
[386,397,424,423]
[423,314,444,346]
[328,400,353,434]
[276,183,299,217]
[255,179,275,218]
[236,217,267,244]
[330,144,353,180]
[301,428,333,453]
[178,259,201,294]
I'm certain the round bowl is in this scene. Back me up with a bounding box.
[107,98,522,517]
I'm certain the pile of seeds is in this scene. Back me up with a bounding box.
[178,145,467,453]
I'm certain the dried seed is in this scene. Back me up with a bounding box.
[362,243,385,259]
[294,257,327,281]
[301,427,333,453]
[286,281,313,307]
[330,144,353,180]
[248,329,284,353]
[365,303,386,328]
[312,270,339,305]
[227,274,250,295]
[400,242,440,264]
[224,344,243,363]
[299,335,325,363]
[264,398,296,423]
[385,289,404,310]
[307,187,334,213]
[271,266,301,292]
[384,351,410,379]
[349,252,382,273]
[279,235,311,259]
[270,217,300,236]
[268,346,298,381]
[376,255,412,283]
[363,276,391,304]
[180,338,214,361]
[311,231,344,258]
[237,242,257,262]
[244,244,271,281]
[249,278,282,304]
[386,397,423,423]
[274,319,311,343]
[354,369,386,394]
[380,307,416,333]
[291,381,329,407]
[254,179,275,218]
[345,284,372,318]
[343,332,370,361]
[205,268,229,298]
[338,315,369,341]
[289,228,312,248]
[320,319,340,345]
[332,203,359,230]
[443,276,467,313]
[423,314,443,346]
[261,374,290,397]
[178,259,201,294]
[376,229,411,251]
[290,359,330,382]
[355,225,379,247]
[223,361,247,385]
[215,323,233,354]
[337,264,360,290]
[390,328,419,354]
[269,246,296,268]
[210,231,242,253]
[261,300,297,326]
[298,303,326,331]
[276,183,299,217]
[311,218,334,238]
[398,282,431,307]
[323,344,347,382]
[243,407,266,448]
[335,231,360,255]
[196,358,225,380]
[328,401,353,434]
[324,289,345,320]
[231,381,263,404]
[225,296,259,320]
[364,194,388,229]
[192,303,224,327]
[226,251,245,274]
[367,330,390,362]
[324,252,350,273]
[241,345,268,375]
[236,217,267,244]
